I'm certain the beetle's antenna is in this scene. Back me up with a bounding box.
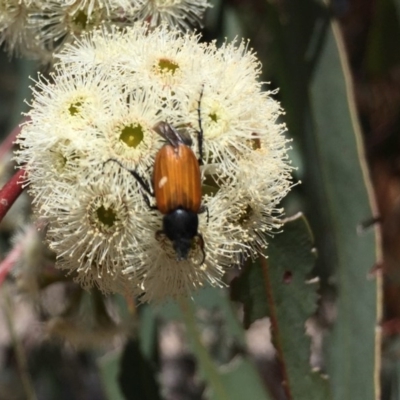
[197,85,205,165]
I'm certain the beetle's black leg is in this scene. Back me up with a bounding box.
[140,189,157,211]
[196,85,205,165]
[199,205,209,223]
[130,169,154,197]
[196,233,206,265]
[104,158,154,196]
[104,158,157,211]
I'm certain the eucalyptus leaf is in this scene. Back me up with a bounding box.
[309,13,381,400]
[118,340,162,400]
[232,214,331,399]
[178,295,272,400]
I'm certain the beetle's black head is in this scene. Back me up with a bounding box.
[163,208,199,261]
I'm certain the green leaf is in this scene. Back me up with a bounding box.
[178,294,272,400]
[138,304,159,365]
[309,12,381,400]
[118,340,162,400]
[98,352,125,400]
[98,338,161,400]
[230,259,269,329]
[262,1,381,398]
[157,287,272,400]
[265,214,331,400]
[232,214,331,399]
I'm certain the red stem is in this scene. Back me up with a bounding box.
[0,169,26,223]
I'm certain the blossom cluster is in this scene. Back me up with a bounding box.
[15,23,292,302]
[0,0,210,60]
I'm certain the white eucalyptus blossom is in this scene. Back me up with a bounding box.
[15,23,293,302]
[0,0,210,59]
[42,169,153,294]
[0,0,37,57]
[136,0,211,30]
[28,0,137,56]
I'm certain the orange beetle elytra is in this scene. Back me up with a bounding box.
[153,123,202,215]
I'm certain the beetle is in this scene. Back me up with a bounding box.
[151,120,205,262]
[107,89,206,263]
